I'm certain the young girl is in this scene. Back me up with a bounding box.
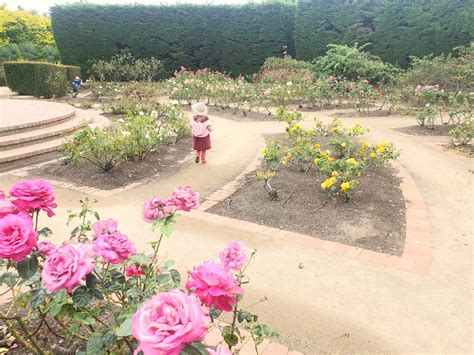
[190,102,212,164]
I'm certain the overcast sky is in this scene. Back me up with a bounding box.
[5,0,257,14]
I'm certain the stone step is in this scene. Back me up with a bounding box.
[0,99,76,136]
[0,115,88,151]
[0,136,65,166]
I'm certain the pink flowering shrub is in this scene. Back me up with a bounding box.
[0,180,277,354]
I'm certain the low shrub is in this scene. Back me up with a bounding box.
[449,120,474,147]
[3,61,69,98]
[255,56,315,85]
[0,180,277,353]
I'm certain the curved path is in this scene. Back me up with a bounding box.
[2,108,472,354]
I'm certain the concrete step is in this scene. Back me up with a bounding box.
[0,136,65,165]
[0,115,89,150]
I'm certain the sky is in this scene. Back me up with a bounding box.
[5,0,257,14]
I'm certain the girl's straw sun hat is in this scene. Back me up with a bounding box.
[191,102,208,116]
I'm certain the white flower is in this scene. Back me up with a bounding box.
[117,118,125,123]
[286,81,293,87]
[150,110,158,118]
[139,111,144,116]
[88,124,98,129]
[121,130,131,137]
[114,88,118,92]
[145,133,150,139]
[425,103,430,107]
[99,85,103,89]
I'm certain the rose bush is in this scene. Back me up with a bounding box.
[0,180,277,354]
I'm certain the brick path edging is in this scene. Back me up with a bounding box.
[192,139,433,274]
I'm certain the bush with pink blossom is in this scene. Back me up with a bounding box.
[0,180,278,354]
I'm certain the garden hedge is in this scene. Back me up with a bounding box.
[64,65,81,82]
[295,0,474,67]
[3,61,69,98]
[50,3,295,77]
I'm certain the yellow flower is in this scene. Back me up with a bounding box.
[313,158,320,165]
[325,150,331,155]
[341,182,350,191]
[327,157,334,161]
[378,146,385,154]
[370,152,376,159]
[331,171,339,177]
[321,177,336,190]
[286,153,292,159]
[314,143,320,149]
[362,141,369,148]
[346,158,358,165]
[381,140,390,147]
[281,160,288,166]
[341,143,346,148]
[360,149,366,155]
[262,149,267,155]
[375,143,381,149]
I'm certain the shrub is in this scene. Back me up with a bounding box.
[64,64,81,82]
[50,3,295,77]
[90,52,163,82]
[255,56,314,84]
[0,180,277,353]
[3,61,69,98]
[449,120,474,146]
[313,44,399,84]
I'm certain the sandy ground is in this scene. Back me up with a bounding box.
[1,106,472,354]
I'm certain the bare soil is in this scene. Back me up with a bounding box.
[209,135,406,256]
[207,106,276,122]
[28,138,193,190]
[394,124,455,136]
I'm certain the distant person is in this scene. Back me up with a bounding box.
[190,102,212,165]
[72,76,82,97]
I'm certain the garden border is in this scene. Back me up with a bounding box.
[190,136,433,274]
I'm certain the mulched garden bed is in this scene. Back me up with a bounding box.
[394,124,455,136]
[208,135,406,256]
[27,138,193,190]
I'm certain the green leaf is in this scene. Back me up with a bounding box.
[223,333,239,347]
[209,307,222,321]
[23,271,41,286]
[92,289,104,300]
[0,272,17,287]
[69,322,81,335]
[170,269,181,284]
[86,331,105,354]
[156,273,171,284]
[116,317,133,337]
[93,211,100,221]
[37,227,53,238]
[17,255,38,280]
[163,260,175,269]
[30,288,47,309]
[74,312,96,326]
[86,273,99,289]
[180,342,208,355]
[160,222,174,237]
[72,286,93,307]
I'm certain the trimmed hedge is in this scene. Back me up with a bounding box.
[295,0,474,67]
[50,3,295,77]
[4,61,69,98]
[64,65,81,82]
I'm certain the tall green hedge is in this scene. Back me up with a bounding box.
[295,0,474,67]
[3,61,69,98]
[64,65,81,82]
[50,3,295,77]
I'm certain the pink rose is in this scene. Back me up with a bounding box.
[208,344,232,355]
[0,214,37,262]
[186,261,243,312]
[93,232,136,264]
[10,179,57,217]
[142,197,174,223]
[168,186,200,212]
[0,198,17,218]
[125,265,145,278]
[132,290,209,355]
[92,219,118,238]
[0,190,5,199]
[219,241,248,271]
[37,241,57,256]
[42,244,95,293]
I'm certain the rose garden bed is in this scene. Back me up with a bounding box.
[24,138,192,190]
[208,134,406,256]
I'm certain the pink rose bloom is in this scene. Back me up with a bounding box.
[186,261,243,312]
[142,197,174,223]
[168,186,200,212]
[92,219,118,238]
[93,232,136,264]
[0,198,17,218]
[0,190,5,199]
[42,244,95,293]
[0,214,37,262]
[219,241,248,271]
[208,344,232,355]
[10,179,57,217]
[125,265,145,278]
[37,241,57,256]
[132,290,209,355]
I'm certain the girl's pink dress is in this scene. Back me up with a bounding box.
[191,116,211,151]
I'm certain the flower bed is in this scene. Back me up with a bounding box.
[0,180,278,353]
